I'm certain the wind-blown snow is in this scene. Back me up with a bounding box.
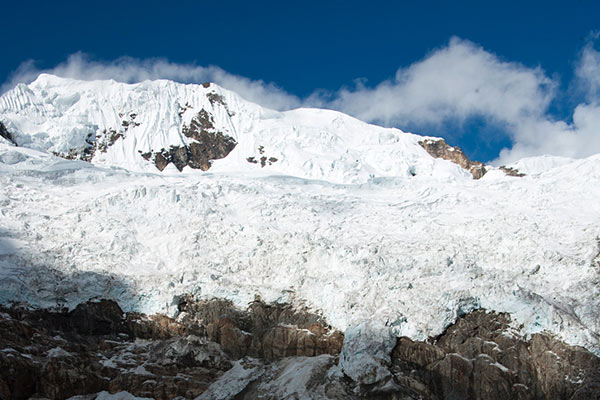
[0,75,599,356]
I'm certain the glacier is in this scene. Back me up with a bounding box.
[0,74,599,359]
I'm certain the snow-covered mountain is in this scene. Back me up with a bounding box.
[0,74,474,182]
[0,74,599,361]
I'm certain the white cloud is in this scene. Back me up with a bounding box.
[497,37,600,164]
[499,104,600,163]
[3,38,600,164]
[324,37,600,164]
[1,53,301,110]
[576,33,600,102]
[328,37,555,129]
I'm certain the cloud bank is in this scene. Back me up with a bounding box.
[3,37,600,164]
[326,37,600,164]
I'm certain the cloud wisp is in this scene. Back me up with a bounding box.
[1,53,301,111]
[3,38,600,164]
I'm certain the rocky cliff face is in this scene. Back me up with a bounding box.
[419,138,487,179]
[391,310,600,400]
[175,295,344,361]
[0,297,343,400]
[1,299,597,400]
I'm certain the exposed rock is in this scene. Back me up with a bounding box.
[246,146,278,168]
[419,138,487,179]
[500,165,527,177]
[96,128,124,153]
[206,92,226,107]
[0,297,344,399]
[206,317,252,359]
[52,128,118,162]
[53,114,140,162]
[0,301,226,400]
[178,297,344,361]
[152,110,237,171]
[126,312,189,340]
[0,121,16,145]
[43,106,234,171]
[0,351,38,400]
[70,299,125,335]
[391,309,600,400]
[183,109,218,140]
[2,300,598,400]
[261,323,342,360]
[178,102,193,117]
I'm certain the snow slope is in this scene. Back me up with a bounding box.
[506,155,576,176]
[0,76,599,355]
[0,74,468,183]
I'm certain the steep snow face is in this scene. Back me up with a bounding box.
[0,76,599,356]
[0,74,469,183]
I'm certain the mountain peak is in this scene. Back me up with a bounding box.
[30,73,74,85]
[1,74,600,369]
[0,75,480,183]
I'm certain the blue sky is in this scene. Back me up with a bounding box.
[3,1,600,163]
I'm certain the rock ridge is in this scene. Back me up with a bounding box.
[419,138,487,179]
[1,300,598,399]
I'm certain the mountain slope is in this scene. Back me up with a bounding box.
[0,74,473,183]
[0,75,599,361]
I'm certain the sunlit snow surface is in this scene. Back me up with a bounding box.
[0,76,599,355]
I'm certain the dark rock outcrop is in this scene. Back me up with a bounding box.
[0,121,16,145]
[391,310,600,400]
[0,300,226,399]
[500,165,526,177]
[206,92,226,107]
[152,109,237,172]
[96,128,123,153]
[0,297,343,399]
[2,300,598,400]
[177,296,344,361]
[419,138,487,179]
[200,309,600,399]
[246,145,279,168]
